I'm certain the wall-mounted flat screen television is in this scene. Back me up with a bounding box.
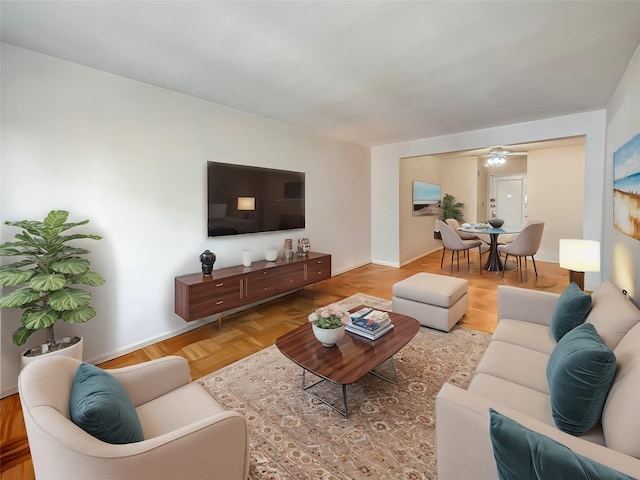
[412,180,442,216]
[207,162,305,237]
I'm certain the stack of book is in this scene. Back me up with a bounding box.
[346,307,394,340]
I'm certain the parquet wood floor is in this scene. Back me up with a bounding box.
[0,249,568,479]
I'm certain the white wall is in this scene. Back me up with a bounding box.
[399,156,442,265]
[526,145,585,262]
[371,111,606,284]
[0,44,371,396]
[441,157,478,224]
[604,43,640,298]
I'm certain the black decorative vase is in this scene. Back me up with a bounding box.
[200,249,216,275]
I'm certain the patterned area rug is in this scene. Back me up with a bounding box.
[198,294,491,479]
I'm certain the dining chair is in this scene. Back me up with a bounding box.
[497,221,545,282]
[445,218,478,259]
[445,218,478,241]
[436,219,483,274]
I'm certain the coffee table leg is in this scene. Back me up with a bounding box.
[301,368,349,418]
[341,384,348,418]
[369,357,398,385]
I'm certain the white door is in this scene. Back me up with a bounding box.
[491,176,526,227]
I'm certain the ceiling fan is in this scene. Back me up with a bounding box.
[481,147,527,166]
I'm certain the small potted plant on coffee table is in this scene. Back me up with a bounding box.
[308,304,351,347]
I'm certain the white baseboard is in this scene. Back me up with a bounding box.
[87,288,308,367]
[87,316,216,367]
[371,259,400,268]
[332,260,371,276]
[400,248,442,267]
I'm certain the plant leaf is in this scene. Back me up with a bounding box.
[51,258,90,275]
[4,220,44,238]
[41,244,78,258]
[30,273,67,292]
[0,246,23,256]
[48,288,91,311]
[73,271,106,287]
[59,233,102,242]
[43,210,69,229]
[12,327,34,346]
[0,259,37,270]
[55,246,90,256]
[22,307,58,330]
[0,269,35,286]
[0,288,42,308]
[62,306,96,324]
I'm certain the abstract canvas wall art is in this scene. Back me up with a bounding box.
[613,133,640,241]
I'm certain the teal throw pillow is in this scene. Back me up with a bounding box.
[489,409,634,480]
[546,323,616,435]
[550,282,592,342]
[70,363,144,444]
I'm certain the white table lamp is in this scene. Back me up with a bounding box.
[559,239,600,290]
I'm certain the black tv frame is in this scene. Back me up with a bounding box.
[207,162,305,237]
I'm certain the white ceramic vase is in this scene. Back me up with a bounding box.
[21,336,84,369]
[312,324,345,347]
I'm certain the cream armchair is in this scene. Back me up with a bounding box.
[19,355,249,480]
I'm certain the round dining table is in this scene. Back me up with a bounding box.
[458,225,521,271]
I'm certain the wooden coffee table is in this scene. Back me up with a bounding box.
[275,308,420,417]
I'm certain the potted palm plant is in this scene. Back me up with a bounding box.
[440,193,465,223]
[434,193,465,239]
[0,210,105,364]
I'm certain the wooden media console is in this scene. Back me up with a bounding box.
[174,252,331,323]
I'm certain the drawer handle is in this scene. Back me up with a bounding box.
[216,283,224,287]
[263,271,267,275]
[216,300,224,305]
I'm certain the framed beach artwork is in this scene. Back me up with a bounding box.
[613,133,640,241]
[412,180,442,216]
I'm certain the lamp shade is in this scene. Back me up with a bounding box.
[237,197,255,211]
[559,239,600,272]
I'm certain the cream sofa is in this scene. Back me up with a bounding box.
[436,281,640,479]
[19,355,249,480]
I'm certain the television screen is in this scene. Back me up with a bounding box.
[207,162,305,237]
[412,180,441,216]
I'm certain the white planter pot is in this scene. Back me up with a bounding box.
[312,325,345,347]
[21,336,84,369]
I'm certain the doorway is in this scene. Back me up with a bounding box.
[490,175,527,228]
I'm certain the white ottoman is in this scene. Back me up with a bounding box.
[392,273,469,332]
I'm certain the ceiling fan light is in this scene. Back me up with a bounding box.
[485,155,506,167]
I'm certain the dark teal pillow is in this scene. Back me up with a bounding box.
[489,409,634,480]
[550,282,592,341]
[546,323,616,435]
[70,363,144,444]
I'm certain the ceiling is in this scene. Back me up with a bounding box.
[2,1,640,147]
[434,135,586,161]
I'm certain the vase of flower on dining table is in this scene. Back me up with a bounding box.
[309,304,351,347]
